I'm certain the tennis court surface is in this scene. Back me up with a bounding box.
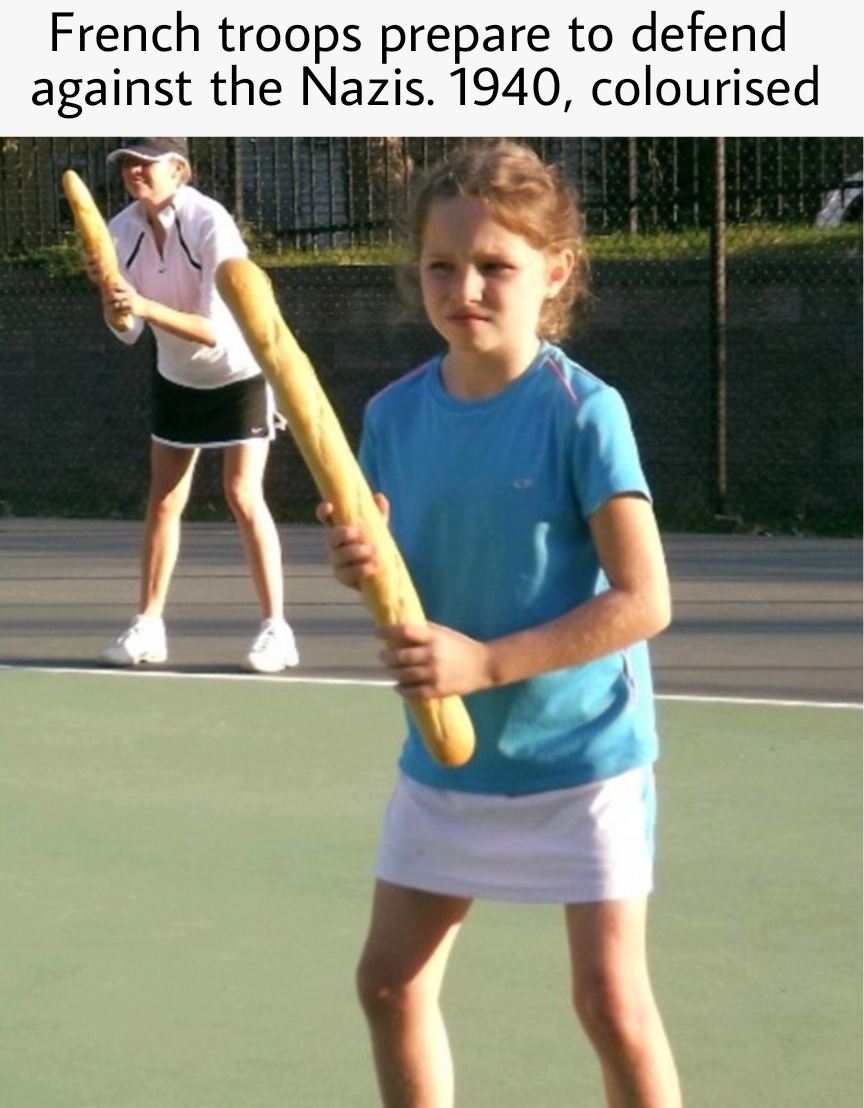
[1,520,861,1107]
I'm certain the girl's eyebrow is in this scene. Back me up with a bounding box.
[423,245,514,258]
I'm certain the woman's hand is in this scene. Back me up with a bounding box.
[101,277,144,320]
[82,250,103,285]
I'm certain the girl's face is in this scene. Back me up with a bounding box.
[419,196,573,385]
[120,156,185,211]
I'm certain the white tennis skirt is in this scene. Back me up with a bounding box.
[375,767,657,904]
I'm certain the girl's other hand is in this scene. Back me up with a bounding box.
[316,499,385,590]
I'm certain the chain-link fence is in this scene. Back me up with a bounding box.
[2,136,861,249]
[0,136,861,533]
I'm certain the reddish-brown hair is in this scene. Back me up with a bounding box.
[408,141,589,341]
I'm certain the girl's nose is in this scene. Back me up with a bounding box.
[454,266,483,303]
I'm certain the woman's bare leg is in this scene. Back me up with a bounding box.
[222,440,284,619]
[139,440,198,616]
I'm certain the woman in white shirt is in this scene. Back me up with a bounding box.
[92,137,298,674]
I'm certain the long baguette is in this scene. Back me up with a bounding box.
[62,170,133,332]
[216,257,475,768]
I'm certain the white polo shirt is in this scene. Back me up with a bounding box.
[108,185,262,390]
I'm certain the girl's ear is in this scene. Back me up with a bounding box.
[546,249,576,299]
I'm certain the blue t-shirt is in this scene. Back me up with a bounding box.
[360,343,658,796]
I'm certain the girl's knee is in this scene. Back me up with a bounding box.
[355,953,420,1022]
[573,972,656,1054]
[357,958,395,1018]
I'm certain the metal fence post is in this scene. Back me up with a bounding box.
[710,136,728,516]
[627,137,639,234]
[229,137,244,226]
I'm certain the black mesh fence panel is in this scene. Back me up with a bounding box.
[0,136,860,533]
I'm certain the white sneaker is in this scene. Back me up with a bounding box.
[100,615,168,667]
[243,619,299,674]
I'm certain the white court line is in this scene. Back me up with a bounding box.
[0,662,392,688]
[1,662,861,710]
[655,692,862,712]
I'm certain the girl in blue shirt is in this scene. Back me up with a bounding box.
[320,141,681,1108]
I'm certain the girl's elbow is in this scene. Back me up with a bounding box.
[632,580,671,640]
[647,590,672,638]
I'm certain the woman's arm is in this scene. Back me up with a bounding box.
[102,277,217,347]
[126,206,245,348]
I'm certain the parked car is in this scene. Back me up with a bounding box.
[813,170,862,227]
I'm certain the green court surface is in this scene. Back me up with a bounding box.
[1,670,861,1107]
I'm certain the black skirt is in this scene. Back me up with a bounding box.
[152,372,274,448]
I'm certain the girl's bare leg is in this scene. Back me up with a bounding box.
[356,881,472,1108]
[566,899,682,1108]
